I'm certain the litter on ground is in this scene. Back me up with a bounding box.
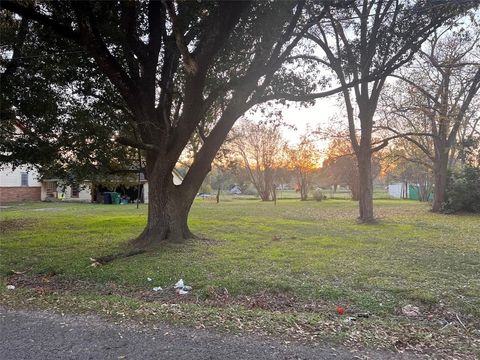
[149,278,192,294]
[357,313,370,318]
[174,279,192,295]
[174,279,184,289]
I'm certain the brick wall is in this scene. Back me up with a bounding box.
[0,187,41,203]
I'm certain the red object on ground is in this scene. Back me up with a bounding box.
[337,306,345,315]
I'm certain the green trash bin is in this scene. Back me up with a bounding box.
[111,192,121,204]
[408,185,419,200]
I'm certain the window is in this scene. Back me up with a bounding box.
[71,184,80,198]
[21,172,29,186]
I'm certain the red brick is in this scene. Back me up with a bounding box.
[0,187,41,203]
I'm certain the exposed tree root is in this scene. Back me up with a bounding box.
[129,231,198,250]
[93,249,146,265]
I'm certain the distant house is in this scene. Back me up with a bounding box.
[0,166,42,203]
[0,165,183,204]
[42,179,92,202]
[0,166,93,203]
[229,185,242,195]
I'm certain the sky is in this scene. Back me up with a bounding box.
[282,96,341,144]
[243,92,346,163]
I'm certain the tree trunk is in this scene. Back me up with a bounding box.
[259,189,271,201]
[349,177,360,201]
[350,184,359,201]
[432,151,449,212]
[300,175,308,201]
[261,169,273,201]
[301,185,308,200]
[132,159,195,247]
[357,150,375,222]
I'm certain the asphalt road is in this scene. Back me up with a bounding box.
[0,308,411,360]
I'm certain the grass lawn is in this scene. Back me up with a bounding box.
[1,198,479,358]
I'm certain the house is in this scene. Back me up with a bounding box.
[42,179,92,202]
[0,166,183,204]
[57,169,183,204]
[0,165,42,203]
[229,185,242,195]
[0,165,92,203]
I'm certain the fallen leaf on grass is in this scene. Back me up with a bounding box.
[402,305,421,317]
[89,258,101,267]
[10,270,26,275]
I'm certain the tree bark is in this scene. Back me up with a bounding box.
[300,176,308,201]
[258,169,273,201]
[132,156,195,247]
[350,182,360,201]
[432,149,449,212]
[259,189,271,201]
[357,149,375,222]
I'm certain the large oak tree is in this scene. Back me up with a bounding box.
[1,0,354,246]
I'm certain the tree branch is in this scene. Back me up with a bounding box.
[1,16,29,80]
[163,0,198,74]
[1,0,80,41]
[115,136,159,152]
[70,2,139,110]
[371,132,434,152]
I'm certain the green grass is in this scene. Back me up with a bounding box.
[1,198,479,357]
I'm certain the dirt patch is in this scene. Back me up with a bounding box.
[6,273,328,313]
[0,219,36,234]
[6,273,93,294]
[5,273,146,298]
[200,287,332,313]
[6,273,479,331]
